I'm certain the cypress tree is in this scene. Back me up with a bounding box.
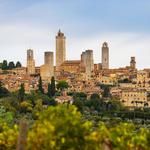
[51,76,56,97]
[47,83,52,97]
[8,61,15,70]
[16,61,22,68]
[18,83,25,102]
[2,60,8,70]
[38,76,44,94]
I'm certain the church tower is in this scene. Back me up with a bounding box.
[102,42,109,69]
[56,30,66,67]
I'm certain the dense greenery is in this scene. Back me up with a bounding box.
[1,79,150,149]
[57,80,69,91]
[0,82,10,98]
[1,105,150,150]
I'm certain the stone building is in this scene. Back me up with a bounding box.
[59,60,81,73]
[130,57,136,69]
[27,49,35,75]
[81,50,94,80]
[121,88,148,108]
[40,51,54,81]
[56,30,66,67]
[102,42,109,69]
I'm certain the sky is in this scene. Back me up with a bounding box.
[0,0,150,69]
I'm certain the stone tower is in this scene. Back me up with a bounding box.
[56,30,66,67]
[102,42,109,69]
[27,49,35,75]
[81,50,94,80]
[130,57,136,69]
[45,51,54,77]
[40,52,54,81]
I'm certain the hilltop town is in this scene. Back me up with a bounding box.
[0,30,150,108]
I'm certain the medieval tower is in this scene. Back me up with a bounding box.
[130,57,136,69]
[81,50,94,80]
[56,30,66,67]
[27,49,35,75]
[102,42,109,69]
[45,51,54,76]
[40,52,54,81]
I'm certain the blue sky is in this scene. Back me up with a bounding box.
[0,0,150,68]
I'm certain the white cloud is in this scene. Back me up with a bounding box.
[0,23,150,69]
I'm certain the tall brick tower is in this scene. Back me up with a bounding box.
[56,30,66,67]
[27,49,35,75]
[102,42,109,69]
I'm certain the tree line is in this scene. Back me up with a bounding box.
[0,60,22,70]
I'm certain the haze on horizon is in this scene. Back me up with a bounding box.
[0,0,150,69]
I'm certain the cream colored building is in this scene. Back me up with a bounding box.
[121,88,148,108]
[59,60,81,73]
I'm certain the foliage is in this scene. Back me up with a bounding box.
[8,61,15,70]
[18,83,25,102]
[16,61,22,68]
[27,105,97,150]
[47,77,56,97]
[50,76,56,97]
[57,80,69,91]
[1,60,8,70]
[100,84,111,98]
[118,78,132,83]
[38,76,44,94]
[0,105,150,149]
[0,82,10,98]
[0,123,18,150]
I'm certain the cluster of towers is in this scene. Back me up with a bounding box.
[27,30,66,80]
[26,30,136,80]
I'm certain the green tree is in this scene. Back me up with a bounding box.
[90,93,100,100]
[47,83,52,97]
[73,98,84,112]
[16,61,22,68]
[0,81,10,98]
[47,77,56,97]
[18,83,25,102]
[100,84,111,98]
[57,80,69,91]
[38,76,44,94]
[8,61,15,70]
[0,63,2,68]
[51,76,56,96]
[2,60,8,70]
